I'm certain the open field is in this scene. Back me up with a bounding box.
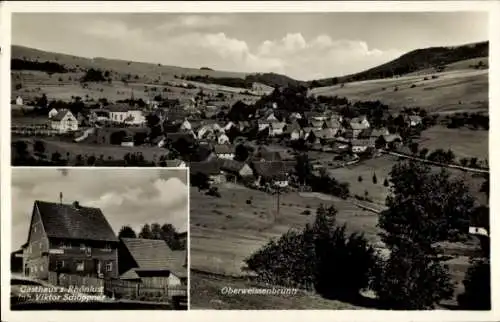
[418,126,488,161]
[327,155,399,205]
[190,183,380,276]
[190,271,364,310]
[405,57,488,76]
[311,68,488,114]
[12,71,258,105]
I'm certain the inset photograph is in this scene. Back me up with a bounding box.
[10,168,188,310]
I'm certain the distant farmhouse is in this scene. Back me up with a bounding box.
[50,109,78,134]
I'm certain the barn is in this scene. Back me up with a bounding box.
[119,238,187,287]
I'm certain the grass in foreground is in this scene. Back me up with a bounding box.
[189,270,365,310]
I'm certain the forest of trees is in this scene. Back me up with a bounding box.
[11,58,68,74]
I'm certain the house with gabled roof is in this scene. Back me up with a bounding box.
[107,105,146,126]
[21,199,120,280]
[269,121,287,137]
[313,128,338,142]
[285,120,303,141]
[405,115,423,127]
[119,238,187,287]
[50,109,78,134]
[309,119,326,129]
[346,116,370,139]
[219,159,254,182]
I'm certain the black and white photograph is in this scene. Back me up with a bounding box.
[1,1,498,320]
[9,168,188,310]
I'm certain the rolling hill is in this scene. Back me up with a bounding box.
[309,41,488,87]
[12,40,488,89]
[11,45,299,89]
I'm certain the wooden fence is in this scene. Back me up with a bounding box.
[48,271,187,301]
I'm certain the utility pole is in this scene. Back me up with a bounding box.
[276,185,280,222]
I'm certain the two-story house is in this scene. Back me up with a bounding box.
[21,200,120,280]
[50,109,79,134]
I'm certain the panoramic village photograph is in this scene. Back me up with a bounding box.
[10,168,188,310]
[8,11,490,310]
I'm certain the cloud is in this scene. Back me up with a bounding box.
[156,15,233,33]
[135,30,402,80]
[13,15,403,80]
[11,169,188,251]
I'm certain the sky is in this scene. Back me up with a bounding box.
[12,12,489,80]
[11,168,188,251]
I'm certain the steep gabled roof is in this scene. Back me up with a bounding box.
[51,109,73,122]
[219,159,249,174]
[34,200,118,242]
[121,238,187,278]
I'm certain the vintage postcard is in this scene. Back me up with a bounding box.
[1,1,499,322]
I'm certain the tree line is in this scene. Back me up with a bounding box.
[118,223,186,250]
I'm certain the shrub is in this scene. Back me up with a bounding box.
[372,173,378,184]
[301,210,311,216]
[245,205,376,299]
[373,246,454,309]
[358,176,363,182]
[383,178,389,187]
[457,258,491,310]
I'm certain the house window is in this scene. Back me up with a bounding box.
[59,242,71,249]
[40,265,44,272]
[56,260,65,270]
[105,262,113,272]
[101,243,112,251]
[34,226,37,233]
[80,243,86,250]
[76,261,84,271]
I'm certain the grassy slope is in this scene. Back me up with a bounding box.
[310,41,488,86]
[418,125,489,161]
[190,271,364,310]
[12,45,248,79]
[310,68,488,113]
[190,183,380,276]
[11,71,260,105]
